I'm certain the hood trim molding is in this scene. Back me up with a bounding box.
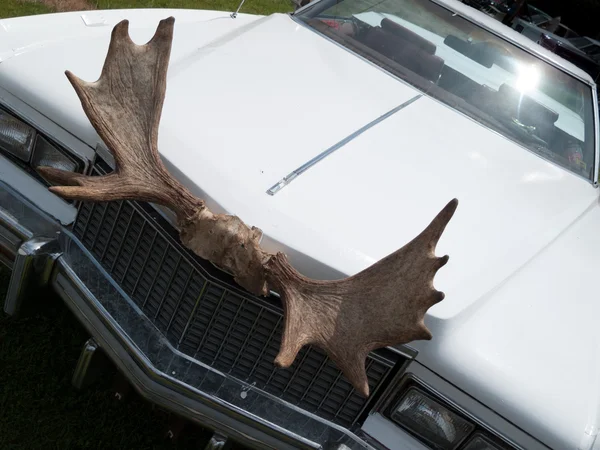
[266,94,422,195]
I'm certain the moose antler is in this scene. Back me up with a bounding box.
[39,17,458,397]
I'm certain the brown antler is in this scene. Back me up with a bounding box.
[39,17,458,397]
[39,18,202,219]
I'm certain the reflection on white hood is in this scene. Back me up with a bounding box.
[1,10,599,449]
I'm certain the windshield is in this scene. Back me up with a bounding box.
[297,0,597,181]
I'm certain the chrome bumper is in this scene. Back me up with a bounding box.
[0,177,381,450]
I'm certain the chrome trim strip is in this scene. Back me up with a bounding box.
[266,94,422,195]
[389,344,418,361]
[5,245,34,314]
[0,214,30,260]
[592,87,599,185]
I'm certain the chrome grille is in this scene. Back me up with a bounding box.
[72,159,403,428]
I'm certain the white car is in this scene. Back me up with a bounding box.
[0,0,598,449]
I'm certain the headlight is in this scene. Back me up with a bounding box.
[0,110,36,161]
[0,107,85,183]
[32,136,79,176]
[387,380,517,450]
[391,387,474,449]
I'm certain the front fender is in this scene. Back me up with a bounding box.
[416,197,600,450]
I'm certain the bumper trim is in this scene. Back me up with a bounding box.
[72,337,111,390]
[205,433,228,449]
[53,261,315,450]
[0,210,30,269]
[72,338,100,390]
[54,226,380,450]
[5,237,61,316]
[0,177,61,269]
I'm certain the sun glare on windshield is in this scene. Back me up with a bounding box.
[515,64,541,93]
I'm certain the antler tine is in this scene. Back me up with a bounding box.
[39,17,203,221]
[45,17,460,399]
[415,197,459,254]
[266,199,459,396]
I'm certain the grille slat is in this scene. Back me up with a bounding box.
[299,353,328,402]
[247,316,282,380]
[211,297,246,367]
[177,280,208,346]
[282,348,312,394]
[73,161,402,428]
[131,230,158,297]
[165,270,194,332]
[192,288,228,358]
[89,202,110,252]
[108,204,135,273]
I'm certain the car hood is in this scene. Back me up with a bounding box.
[1,10,598,449]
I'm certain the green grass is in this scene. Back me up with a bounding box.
[0,271,224,448]
[0,0,292,20]
[94,0,292,16]
[0,0,52,18]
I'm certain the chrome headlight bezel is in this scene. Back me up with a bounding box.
[462,432,515,450]
[31,135,83,181]
[379,374,519,450]
[389,385,476,449]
